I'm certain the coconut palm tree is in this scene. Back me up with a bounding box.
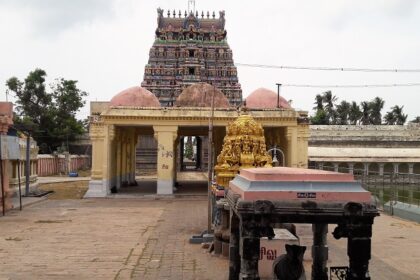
[392,105,407,125]
[410,116,420,123]
[322,91,337,124]
[384,111,396,125]
[360,101,371,125]
[313,94,324,111]
[336,100,351,125]
[348,101,362,125]
[369,97,385,125]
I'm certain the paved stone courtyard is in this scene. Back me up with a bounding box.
[1,198,420,279]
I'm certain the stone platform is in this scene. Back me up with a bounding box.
[0,198,418,279]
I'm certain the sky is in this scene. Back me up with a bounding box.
[1,0,420,120]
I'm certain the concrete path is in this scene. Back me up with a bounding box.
[37,176,91,184]
[0,198,419,279]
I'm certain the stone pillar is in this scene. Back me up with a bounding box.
[408,163,414,185]
[121,134,128,186]
[312,223,328,280]
[379,163,384,176]
[349,163,354,174]
[102,125,116,194]
[408,163,414,175]
[297,124,310,168]
[153,126,178,195]
[318,162,324,170]
[85,121,114,197]
[229,211,240,280]
[239,220,260,280]
[116,132,122,190]
[333,163,339,173]
[286,127,298,168]
[0,103,14,212]
[363,163,369,175]
[130,129,138,186]
[393,163,399,175]
[125,131,132,186]
[173,136,179,186]
[347,224,372,280]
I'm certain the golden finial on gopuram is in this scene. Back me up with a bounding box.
[214,113,272,188]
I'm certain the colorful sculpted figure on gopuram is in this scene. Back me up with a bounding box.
[214,112,273,189]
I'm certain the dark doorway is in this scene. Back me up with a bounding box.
[180,136,202,171]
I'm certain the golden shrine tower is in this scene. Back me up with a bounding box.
[214,112,273,188]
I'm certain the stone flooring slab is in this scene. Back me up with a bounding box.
[0,198,419,279]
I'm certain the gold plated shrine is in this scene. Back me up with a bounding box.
[214,113,272,188]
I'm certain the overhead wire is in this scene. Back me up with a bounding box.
[281,83,420,88]
[235,63,420,73]
[235,62,420,88]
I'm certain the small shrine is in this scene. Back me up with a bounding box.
[214,113,273,188]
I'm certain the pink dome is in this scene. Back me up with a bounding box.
[110,86,160,107]
[246,88,291,109]
[175,83,230,108]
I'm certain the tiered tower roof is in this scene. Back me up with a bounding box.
[141,8,242,107]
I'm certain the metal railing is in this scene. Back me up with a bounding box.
[308,164,420,209]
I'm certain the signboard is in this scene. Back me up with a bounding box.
[0,135,20,160]
[297,192,317,199]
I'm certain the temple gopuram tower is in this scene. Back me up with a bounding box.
[141,8,242,107]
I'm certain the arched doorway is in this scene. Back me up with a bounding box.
[323,162,334,171]
[353,163,364,175]
[399,163,409,174]
[369,163,379,175]
[384,163,394,174]
[414,163,420,175]
[338,162,349,173]
[180,136,202,171]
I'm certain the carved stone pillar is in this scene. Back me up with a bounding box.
[153,126,178,195]
[312,223,328,280]
[229,211,240,280]
[239,218,260,280]
[347,224,373,280]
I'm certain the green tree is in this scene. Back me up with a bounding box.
[322,91,337,124]
[360,101,371,125]
[383,111,396,125]
[410,116,420,123]
[184,136,194,160]
[310,109,329,125]
[384,105,407,125]
[6,69,88,153]
[369,97,385,125]
[335,100,351,125]
[348,101,362,125]
[313,94,324,111]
